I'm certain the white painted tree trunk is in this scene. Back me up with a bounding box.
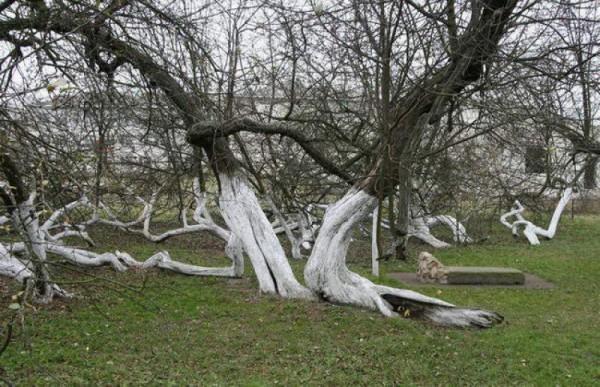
[272,211,317,252]
[115,251,240,276]
[371,206,380,277]
[46,244,128,272]
[0,242,33,284]
[534,188,573,239]
[409,216,452,248]
[218,173,312,298]
[11,193,70,302]
[369,209,472,249]
[46,242,243,277]
[305,188,502,328]
[425,215,473,244]
[500,188,573,245]
[41,195,95,246]
[299,211,317,250]
[14,195,53,302]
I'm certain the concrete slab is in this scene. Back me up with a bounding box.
[445,266,524,285]
[388,272,554,289]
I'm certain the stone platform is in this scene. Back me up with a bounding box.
[444,266,524,285]
[388,271,554,289]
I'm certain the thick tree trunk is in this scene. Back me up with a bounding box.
[218,172,312,298]
[305,188,502,327]
[305,189,390,313]
[10,194,71,302]
[13,196,55,302]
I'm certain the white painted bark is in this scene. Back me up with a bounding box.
[14,194,48,266]
[93,190,231,243]
[90,181,238,264]
[5,242,25,253]
[46,209,242,277]
[0,243,33,284]
[369,209,471,249]
[299,211,316,250]
[9,193,71,302]
[371,206,380,277]
[500,201,525,237]
[45,243,242,277]
[500,188,573,245]
[272,219,298,234]
[41,195,90,233]
[225,233,244,277]
[87,180,244,273]
[271,211,317,252]
[46,244,128,272]
[0,186,244,297]
[114,251,240,276]
[305,189,502,328]
[218,173,312,298]
[409,217,452,248]
[12,193,55,302]
[192,177,214,223]
[0,242,67,298]
[33,195,96,246]
[425,215,473,244]
[48,227,95,246]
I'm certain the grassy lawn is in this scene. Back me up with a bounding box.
[1,215,599,385]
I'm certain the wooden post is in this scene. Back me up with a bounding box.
[371,206,380,277]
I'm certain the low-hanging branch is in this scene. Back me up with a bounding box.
[90,179,230,243]
[188,118,354,184]
[0,183,245,298]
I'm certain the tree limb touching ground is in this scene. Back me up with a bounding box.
[500,188,574,245]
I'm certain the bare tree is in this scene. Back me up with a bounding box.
[3,0,593,328]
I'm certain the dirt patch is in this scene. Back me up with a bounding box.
[387,272,555,289]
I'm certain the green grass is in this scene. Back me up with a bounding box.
[1,215,599,385]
